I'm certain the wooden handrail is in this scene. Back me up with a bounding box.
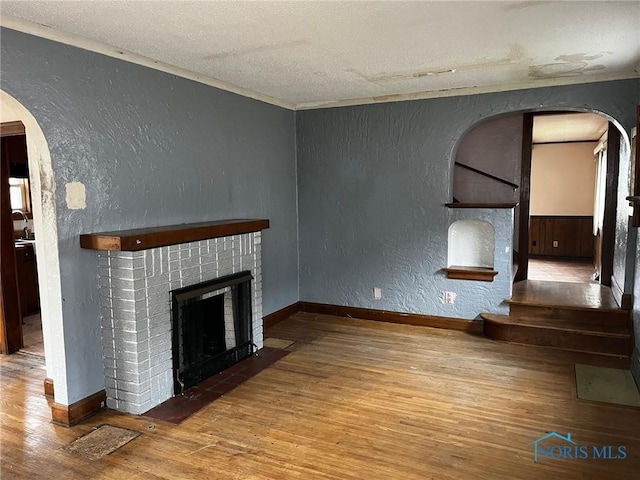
[445,203,518,209]
[454,162,519,189]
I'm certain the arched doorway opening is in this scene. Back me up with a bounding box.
[451,109,631,296]
[0,90,69,406]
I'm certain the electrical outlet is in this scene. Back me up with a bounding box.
[553,240,559,248]
[373,287,382,300]
[442,291,457,304]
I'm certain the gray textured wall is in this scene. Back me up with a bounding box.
[297,79,639,319]
[453,113,523,250]
[615,138,636,298]
[1,28,298,403]
[633,233,640,384]
[632,141,640,383]
[2,26,639,403]
[453,113,523,204]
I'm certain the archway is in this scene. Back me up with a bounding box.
[451,108,631,295]
[0,90,69,405]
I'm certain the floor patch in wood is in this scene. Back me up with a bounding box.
[575,364,640,407]
[62,424,140,460]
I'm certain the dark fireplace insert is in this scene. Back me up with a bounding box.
[171,271,253,394]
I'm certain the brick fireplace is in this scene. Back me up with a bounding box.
[82,220,268,415]
[171,270,254,394]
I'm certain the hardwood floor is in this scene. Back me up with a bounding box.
[2,312,640,479]
[528,256,596,284]
[510,280,621,310]
[20,313,43,357]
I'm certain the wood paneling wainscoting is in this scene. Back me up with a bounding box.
[529,215,593,257]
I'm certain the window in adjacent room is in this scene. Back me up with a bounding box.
[9,177,30,213]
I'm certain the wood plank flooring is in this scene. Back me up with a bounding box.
[20,313,43,357]
[2,312,640,479]
[528,257,596,284]
[510,280,621,310]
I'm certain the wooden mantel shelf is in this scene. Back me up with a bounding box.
[80,219,269,251]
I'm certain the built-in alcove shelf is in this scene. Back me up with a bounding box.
[445,203,518,209]
[442,266,498,282]
[80,219,269,251]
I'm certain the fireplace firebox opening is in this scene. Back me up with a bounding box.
[171,271,253,394]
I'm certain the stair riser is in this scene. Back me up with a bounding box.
[509,305,629,328]
[484,322,632,356]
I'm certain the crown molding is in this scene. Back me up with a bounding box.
[3,15,638,112]
[295,72,640,110]
[1,15,296,111]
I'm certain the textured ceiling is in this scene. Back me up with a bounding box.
[533,113,609,144]
[1,1,639,109]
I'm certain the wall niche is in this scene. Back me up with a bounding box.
[444,219,498,282]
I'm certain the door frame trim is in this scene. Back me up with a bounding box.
[515,113,534,282]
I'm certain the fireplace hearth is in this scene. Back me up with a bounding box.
[172,271,253,393]
[90,223,267,415]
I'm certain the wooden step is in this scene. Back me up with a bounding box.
[485,313,629,335]
[510,280,621,308]
[507,304,630,331]
[481,313,632,357]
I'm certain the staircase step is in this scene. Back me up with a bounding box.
[510,281,620,310]
[483,313,629,336]
[507,303,629,328]
[481,313,632,357]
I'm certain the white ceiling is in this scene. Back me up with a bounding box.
[533,113,608,144]
[1,1,639,110]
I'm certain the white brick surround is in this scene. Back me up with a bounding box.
[98,232,262,414]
